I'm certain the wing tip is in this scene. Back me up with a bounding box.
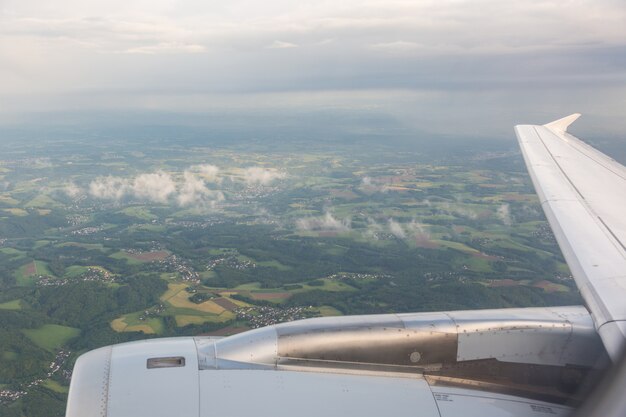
[544,113,581,134]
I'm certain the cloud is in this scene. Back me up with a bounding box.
[193,164,221,183]
[497,203,512,226]
[388,218,406,239]
[407,219,430,238]
[369,41,422,53]
[360,176,388,193]
[243,167,286,186]
[131,171,176,203]
[296,212,350,232]
[177,171,224,207]
[63,182,82,198]
[88,170,197,205]
[267,40,298,49]
[125,42,206,55]
[89,176,130,200]
[441,202,478,220]
[1,1,626,137]
[362,217,383,240]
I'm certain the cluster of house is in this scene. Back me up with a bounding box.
[66,214,90,227]
[158,255,201,284]
[206,256,256,271]
[327,272,389,281]
[235,306,312,328]
[138,304,166,321]
[166,219,224,229]
[37,267,113,287]
[0,389,27,404]
[70,226,104,236]
[1,350,72,404]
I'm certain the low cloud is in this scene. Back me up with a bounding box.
[243,167,286,186]
[388,218,406,239]
[407,219,430,238]
[89,176,130,201]
[360,177,388,193]
[497,203,512,226]
[177,171,224,208]
[132,172,176,203]
[296,212,351,232]
[88,169,221,208]
[63,182,82,198]
[194,164,221,183]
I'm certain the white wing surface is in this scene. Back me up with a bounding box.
[515,115,626,360]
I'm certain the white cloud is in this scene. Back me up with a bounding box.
[497,203,512,226]
[177,171,224,207]
[131,171,176,203]
[89,176,130,200]
[388,218,406,239]
[407,219,429,237]
[360,176,388,193]
[243,167,286,186]
[296,212,350,232]
[193,164,221,183]
[88,167,218,207]
[63,182,82,198]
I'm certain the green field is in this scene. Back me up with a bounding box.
[110,251,144,265]
[22,324,80,351]
[57,242,106,251]
[0,247,26,257]
[120,206,157,221]
[0,299,22,310]
[15,260,54,286]
[42,379,69,394]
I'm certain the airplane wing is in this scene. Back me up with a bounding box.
[515,115,626,361]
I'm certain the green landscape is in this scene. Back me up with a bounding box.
[0,133,580,416]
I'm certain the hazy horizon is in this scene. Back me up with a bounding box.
[1,0,626,139]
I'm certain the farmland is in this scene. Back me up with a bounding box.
[0,131,582,416]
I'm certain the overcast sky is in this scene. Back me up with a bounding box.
[1,0,625,138]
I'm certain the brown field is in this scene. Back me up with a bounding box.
[127,251,169,261]
[414,235,438,248]
[170,293,225,314]
[249,292,291,300]
[502,193,533,202]
[330,190,358,200]
[110,318,127,332]
[533,280,569,293]
[213,297,239,311]
[488,279,520,287]
[473,252,498,260]
[202,326,250,337]
[161,283,225,313]
[125,325,155,334]
[25,261,37,275]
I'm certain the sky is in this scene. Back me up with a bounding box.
[1,0,625,138]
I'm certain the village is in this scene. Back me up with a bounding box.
[235,306,313,329]
[0,350,71,405]
[36,267,114,287]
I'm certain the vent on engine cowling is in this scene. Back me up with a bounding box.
[147,356,186,369]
